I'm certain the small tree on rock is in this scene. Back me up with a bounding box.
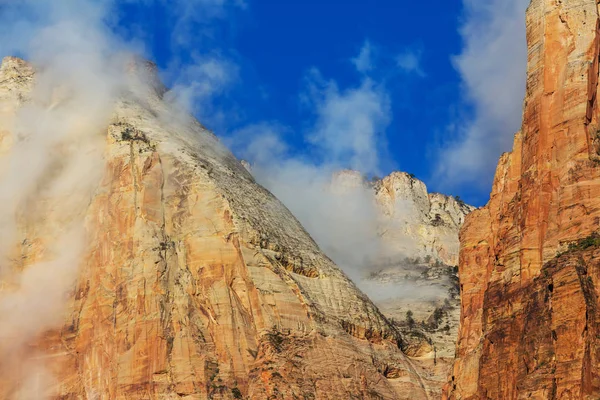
[406,310,415,328]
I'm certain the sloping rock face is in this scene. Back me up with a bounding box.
[446,0,600,398]
[372,173,471,398]
[0,57,430,399]
[331,170,473,398]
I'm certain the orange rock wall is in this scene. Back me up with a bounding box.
[446,0,600,398]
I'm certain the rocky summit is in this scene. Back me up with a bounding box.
[330,170,474,398]
[332,169,474,268]
[446,0,600,398]
[373,171,473,267]
[0,57,432,399]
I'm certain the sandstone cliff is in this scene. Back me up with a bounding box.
[330,170,473,398]
[447,0,600,398]
[0,57,432,399]
[374,171,473,267]
[332,170,474,267]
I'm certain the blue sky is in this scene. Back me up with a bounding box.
[1,0,529,207]
[124,0,473,197]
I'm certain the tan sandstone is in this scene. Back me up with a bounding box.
[0,57,431,399]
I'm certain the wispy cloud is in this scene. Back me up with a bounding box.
[352,40,374,73]
[0,0,245,396]
[157,0,246,131]
[164,52,239,127]
[226,47,395,295]
[435,0,529,192]
[162,0,247,47]
[396,48,425,77]
[0,0,138,395]
[303,68,390,174]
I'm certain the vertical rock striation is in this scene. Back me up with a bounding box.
[447,0,600,398]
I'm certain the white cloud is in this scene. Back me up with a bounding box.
[435,0,529,191]
[0,0,244,395]
[0,0,137,395]
[228,126,384,287]
[164,53,239,126]
[163,0,246,48]
[226,63,394,295]
[396,48,425,77]
[304,69,390,174]
[352,40,374,73]
[152,0,246,130]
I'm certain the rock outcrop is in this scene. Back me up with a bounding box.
[0,57,431,399]
[332,170,474,267]
[374,172,473,267]
[331,170,473,398]
[446,0,600,398]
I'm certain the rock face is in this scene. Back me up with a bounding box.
[332,170,474,267]
[0,57,432,399]
[331,170,473,398]
[374,172,474,267]
[446,0,600,398]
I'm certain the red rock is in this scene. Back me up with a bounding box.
[446,1,600,398]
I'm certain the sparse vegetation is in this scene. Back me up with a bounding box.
[405,256,421,265]
[431,213,444,226]
[120,126,152,145]
[454,195,466,208]
[431,306,445,329]
[406,310,415,328]
[265,326,285,352]
[231,387,243,399]
[568,232,600,251]
[557,231,600,257]
[421,301,455,332]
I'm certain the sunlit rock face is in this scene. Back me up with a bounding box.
[330,169,474,398]
[0,57,433,399]
[373,171,474,267]
[446,0,600,398]
[331,169,474,267]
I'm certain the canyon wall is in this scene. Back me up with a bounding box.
[0,57,431,399]
[331,170,473,397]
[446,0,600,398]
[332,170,473,267]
